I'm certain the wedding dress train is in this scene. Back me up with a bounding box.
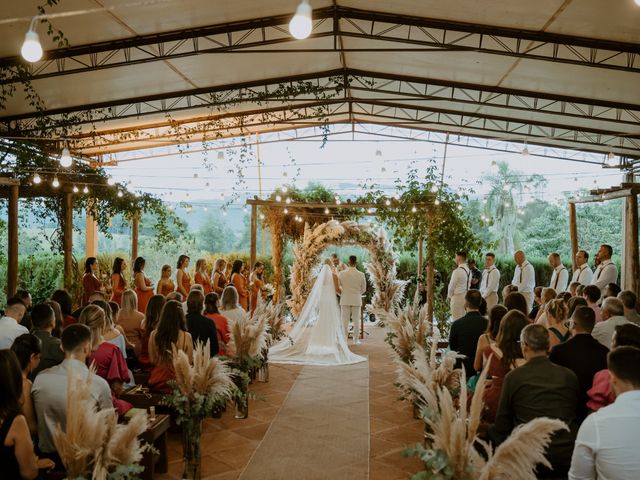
[269,265,366,366]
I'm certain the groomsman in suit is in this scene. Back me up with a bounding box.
[548,252,569,293]
[571,249,593,286]
[480,253,500,311]
[511,250,535,312]
[591,244,618,291]
[338,256,367,344]
[447,251,472,321]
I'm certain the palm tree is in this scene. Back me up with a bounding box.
[482,161,546,255]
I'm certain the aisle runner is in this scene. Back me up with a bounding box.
[240,361,370,480]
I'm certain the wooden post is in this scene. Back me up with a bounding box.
[624,193,639,295]
[62,193,74,291]
[7,184,19,297]
[131,215,139,266]
[425,208,435,326]
[250,204,257,269]
[85,205,98,258]
[568,202,578,270]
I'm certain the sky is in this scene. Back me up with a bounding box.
[104,124,625,211]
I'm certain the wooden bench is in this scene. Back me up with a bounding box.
[139,414,171,480]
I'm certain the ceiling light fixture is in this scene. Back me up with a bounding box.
[52,176,60,188]
[289,0,313,39]
[107,176,116,186]
[21,17,43,62]
[59,141,73,168]
[117,190,123,197]
[33,173,41,184]
[324,208,329,214]
[72,185,79,193]
[83,186,89,194]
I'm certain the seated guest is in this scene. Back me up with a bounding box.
[489,324,579,477]
[501,284,517,302]
[474,305,508,372]
[587,323,640,412]
[50,289,75,327]
[569,346,640,479]
[31,303,64,377]
[92,300,129,357]
[576,284,586,297]
[79,305,132,416]
[10,334,41,435]
[546,299,570,348]
[117,290,145,355]
[568,281,581,297]
[528,286,544,321]
[557,291,572,304]
[479,310,528,422]
[618,290,640,325]
[503,292,528,316]
[205,293,231,356]
[109,301,120,324]
[582,285,602,323]
[45,300,64,338]
[182,284,204,315]
[592,297,629,349]
[220,286,247,324]
[448,290,487,375]
[32,324,112,456]
[0,350,55,479]
[0,297,28,349]
[567,296,587,319]
[550,306,609,423]
[148,300,193,393]
[603,282,621,299]
[535,287,557,326]
[139,295,166,369]
[166,291,183,302]
[15,290,33,330]
[185,290,219,357]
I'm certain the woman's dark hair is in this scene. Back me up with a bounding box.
[133,256,145,273]
[45,300,63,338]
[186,290,205,315]
[109,301,120,322]
[10,334,41,371]
[112,257,125,275]
[155,300,187,363]
[84,257,97,274]
[486,304,508,340]
[614,323,640,349]
[605,282,622,298]
[504,292,528,316]
[231,260,243,276]
[556,291,572,303]
[252,262,264,280]
[204,293,220,315]
[567,296,588,318]
[496,310,529,369]
[144,295,166,334]
[50,289,72,315]
[177,255,190,270]
[479,297,487,316]
[0,350,24,420]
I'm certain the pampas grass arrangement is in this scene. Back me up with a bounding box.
[258,300,287,344]
[53,370,148,480]
[379,302,432,364]
[227,309,269,370]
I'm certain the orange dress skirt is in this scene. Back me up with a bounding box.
[110,273,126,306]
[232,273,249,311]
[135,274,154,314]
[178,270,191,296]
[250,278,263,314]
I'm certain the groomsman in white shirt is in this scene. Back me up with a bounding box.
[548,252,569,293]
[511,250,535,312]
[590,244,618,291]
[571,249,593,286]
[480,252,500,311]
[447,251,471,321]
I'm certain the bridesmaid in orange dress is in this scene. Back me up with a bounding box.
[194,259,212,294]
[133,256,154,313]
[82,257,103,305]
[230,260,249,311]
[110,257,127,306]
[211,259,228,295]
[176,255,191,298]
[249,262,266,314]
[156,265,175,296]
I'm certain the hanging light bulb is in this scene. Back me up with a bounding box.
[259,213,265,220]
[289,0,313,39]
[434,199,440,205]
[222,209,228,216]
[205,181,210,187]
[21,19,43,62]
[457,204,463,211]
[411,206,417,213]
[52,176,60,188]
[285,197,291,204]
[606,151,616,167]
[117,190,124,198]
[522,140,529,156]
[375,149,382,157]
[204,206,208,212]
[336,199,341,205]
[324,208,330,214]
[72,185,79,193]
[83,186,89,194]
[59,142,73,168]
[217,151,224,160]
[107,176,116,186]
[243,206,248,213]
[430,184,438,193]
[281,186,288,193]
[283,171,288,178]
[33,173,41,184]
[276,195,282,202]
[283,208,289,214]
[385,199,391,206]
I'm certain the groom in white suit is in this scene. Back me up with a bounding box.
[338,255,367,345]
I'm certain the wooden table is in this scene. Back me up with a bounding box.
[139,414,170,480]
[121,387,165,410]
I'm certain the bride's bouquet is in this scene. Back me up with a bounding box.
[261,283,276,301]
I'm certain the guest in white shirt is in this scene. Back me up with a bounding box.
[511,250,535,312]
[569,346,640,480]
[592,298,629,349]
[31,324,112,455]
[447,251,471,321]
[591,244,618,291]
[480,252,500,311]
[0,297,28,350]
[571,250,593,286]
[618,291,640,325]
[548,252,569,293]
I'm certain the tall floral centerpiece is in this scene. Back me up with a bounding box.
[162,341,236,479]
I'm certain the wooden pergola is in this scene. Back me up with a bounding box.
[568,181,640,296]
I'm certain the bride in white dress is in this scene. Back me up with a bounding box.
[269,260,366,366]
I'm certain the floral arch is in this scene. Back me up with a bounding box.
[287,220,407,318]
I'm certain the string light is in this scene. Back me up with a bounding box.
[281,186,288,193]
[21,18,43,62]
[411,206,417,213]
[522,140,529,156]
[83,186,89,194]
[72,185,79,193]
[52,176,60,188]
[434,199,440,205]
[283,208,289,214]
[375,149,382,157]
[32,173,41,184]
[259,213,265,220]
[289,0,312,39]
[336,199,341,205]
[385,199,391,206]
[107,176,116,186]
[59,142,72,168]
[275,195,282,202]
[457,205,463,211]
[430,185,438,193]
[117,190,123,198]
[324,208,330,214]
[222,209,228,216]
[285,197,291,204]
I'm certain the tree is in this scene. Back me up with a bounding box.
[482,161,547,255]
[197,214,236,253]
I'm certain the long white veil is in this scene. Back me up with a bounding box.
[269,264,366,365]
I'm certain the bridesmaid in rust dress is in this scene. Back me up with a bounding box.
[110,257,127,306]
[176,255,192,298]
[230,260,249,311]
[194,259,212,295]
[133,256,154,314]
[249,261,265,314]
[211,259,228,295]
[82,257,103,305]
[156,265,175,296]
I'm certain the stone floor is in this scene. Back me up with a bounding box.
[157,325,424,480]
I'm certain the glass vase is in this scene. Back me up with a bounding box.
[181,418,203,479]
[235,396,249,419]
